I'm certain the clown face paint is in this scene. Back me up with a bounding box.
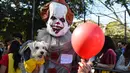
[46,2,70,37]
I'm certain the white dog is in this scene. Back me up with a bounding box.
[27,41,48,60]
[20,41,49,73]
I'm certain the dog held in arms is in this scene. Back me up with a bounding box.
[19,41,49,73]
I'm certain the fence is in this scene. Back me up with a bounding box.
[94,67,130,73]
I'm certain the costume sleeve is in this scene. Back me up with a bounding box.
[0,54,8,67]
[115,55,128,71]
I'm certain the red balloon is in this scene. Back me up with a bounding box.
[71,21,105,59]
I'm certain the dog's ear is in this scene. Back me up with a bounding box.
[18,40,32,61]
[19,40,32,55]
[23,47,31,61]
[41,41,49,49]
[27,41,36,50]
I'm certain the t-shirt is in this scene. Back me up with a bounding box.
[100,49,117,64]
[0,54,8,73]
[115,49,122,62]
[115,54,130,71]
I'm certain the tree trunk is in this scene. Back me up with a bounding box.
[123,4,130,16]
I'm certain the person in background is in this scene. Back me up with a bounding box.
[115,41,127,62]
[0,40,22,73]
[115,43,130,71]
[120,41,127,54]
[94,36,117,73]
[4,37,13,54]
[12,33,23,46]
[117,42,122,49]
[0,41,5,59]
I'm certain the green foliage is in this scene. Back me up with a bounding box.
[105,21,124,38]
[0,0,93,41]
[0,0,33,41]
[105,21,130,42]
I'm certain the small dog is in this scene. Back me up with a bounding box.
[20,41,49,73]
[27,41,48,60]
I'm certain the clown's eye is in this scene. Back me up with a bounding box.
[60,18,65,22]
[51,16,57,20]
[35,46,39,49]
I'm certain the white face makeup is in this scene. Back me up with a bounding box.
[46,2,70,37]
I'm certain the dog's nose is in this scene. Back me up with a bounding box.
[40,51,44,54]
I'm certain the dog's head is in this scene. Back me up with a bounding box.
[27,41,49,60]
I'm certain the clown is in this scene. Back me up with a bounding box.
[43,2,69,36]
[38,0,73,38]
[36,0,80,73]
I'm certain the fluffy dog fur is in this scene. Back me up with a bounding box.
[19,41,49,73]
[27,41,49,60]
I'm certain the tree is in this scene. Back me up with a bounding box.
[0,0,93,41]
[105,0,130,16]
[0,0,35,40]
[105,21,130,42]
[94,0,124,24]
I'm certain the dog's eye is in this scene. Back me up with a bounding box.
[35,46,39,49]
[42,47,45,49]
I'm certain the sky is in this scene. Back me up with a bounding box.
[73,0,130,27]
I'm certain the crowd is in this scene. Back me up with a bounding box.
[0,0,130,73]
[0,33,90,73]
[0,33,23,73]
[0,33,130,73]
